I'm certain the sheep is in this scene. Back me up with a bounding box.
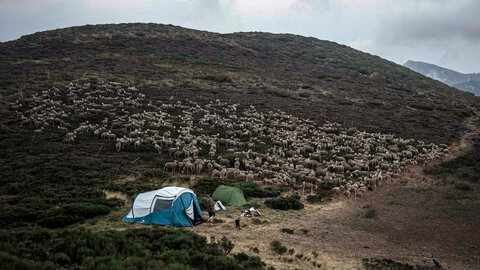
[13,81,443,197]
[163,161,177,172]
[217,156,230,167]
[154,143,162,154]
[116,141,123,152]
[134,139,142,150]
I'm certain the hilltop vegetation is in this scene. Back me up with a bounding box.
[1,23,478,143]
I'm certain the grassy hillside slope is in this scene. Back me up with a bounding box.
[1,23,478,143]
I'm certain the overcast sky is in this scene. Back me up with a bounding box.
[1,0,479,73]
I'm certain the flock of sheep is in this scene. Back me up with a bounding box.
[10,81,449,197]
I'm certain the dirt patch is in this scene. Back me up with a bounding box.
[104,190,129,204]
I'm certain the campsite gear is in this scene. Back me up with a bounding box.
[123,187,203,226]
[213,185,247,206]
[235,218,241,230]
[214,201,226,211]
[241,210,251,217]
[240,207,262,217]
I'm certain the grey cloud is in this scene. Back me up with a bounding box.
[378,1,480,43]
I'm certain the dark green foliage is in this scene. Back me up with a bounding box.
[38,203,110,228]
[192,178,239,197]
[233,252,265,270]
[265,194,304,210]
[269,240,287,255]
[455,182,472,191]
[411,103,434,111]
[0,227,262,269]
[218,236,235,255]
[364,209,377,219]
[295,253,304,259]
[362,258,444,270]
[281,228,294,234]
[444,190,470,200]
[265,88,291,98]
[234,182,281,198]
[0,252,36,270]
[197,75,233,83]
[288,248,295,255]
[306,190,328,203]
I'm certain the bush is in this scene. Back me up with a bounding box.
[288,248,295,255]
[362,258,443,270]
[192,178,238,197]
[63,202,110,218]
[198,75,233,83]
[444,190,469,200]
[54,253,71,265]
[265,88,291,98]
[454,182,472,191]
[234,182,281,198]
[306,190,328,203]
[0,251,36,270]
[295,253,304,259]
[270,240,287,255]
[0,227,253,269]
[281,228,294,234]
[218,236,235,255]
[233,252,265,270]
[364,209,377,219]
[265,194,304,210]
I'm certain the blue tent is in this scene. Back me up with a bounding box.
[123,187,203,226]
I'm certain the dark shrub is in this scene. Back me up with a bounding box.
[54,253,71,265]
[63,202,110,218]
[233,252,265,270]
[234,182,281,198]
[454,182,472,191]
[281,228,294,234]
[0,227,251,269]
[265,194,304,210]
[270,240,287,255]
[38,208,84,228]
[306,190,327,203]
[364,209,377,219]
[0,251,36,270]
[362,258,443,270]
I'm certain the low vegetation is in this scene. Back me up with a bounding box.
[424,140,480,182]
[362,258,443,270]
[0,227,264,270]
[270,240,287,255]
[264,194,304,210]
[306,189,329,203]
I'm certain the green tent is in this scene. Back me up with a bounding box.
[213,185,247,206]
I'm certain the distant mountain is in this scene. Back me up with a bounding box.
[404,60,480,96]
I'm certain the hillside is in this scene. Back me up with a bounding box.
[1,23,478,144]
[0,23,480,269]
[404,60,480,96]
